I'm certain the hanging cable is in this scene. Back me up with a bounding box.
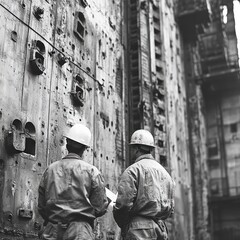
[0,2,99,82]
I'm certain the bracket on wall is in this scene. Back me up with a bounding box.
[29,40,46,75]
[70,74,86,107]
[18,208,33,219]
[100,112,109,128]
[58,53,68,66]
[5,119,25,154]
[5,119,36,156]
[33,6,44,20]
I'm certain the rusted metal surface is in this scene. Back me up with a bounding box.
[0,0,124,238]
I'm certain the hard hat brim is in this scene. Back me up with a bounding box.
[129,142,155,148]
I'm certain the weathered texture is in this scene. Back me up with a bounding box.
[0,0,125,238]
[187,78,210,240]
[1,0,239,239]
[200,1,240,239]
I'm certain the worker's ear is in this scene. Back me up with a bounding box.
[131,145,138,153]
[135,147,140,154]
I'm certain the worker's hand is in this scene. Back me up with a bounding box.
[38,221,48,239]
[38,226,44,239]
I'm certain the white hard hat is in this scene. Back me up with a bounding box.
[66,124,91,147]
[130,129,155,148]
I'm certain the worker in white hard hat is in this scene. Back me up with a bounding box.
[113,129,175,240]
[38,124,109,240]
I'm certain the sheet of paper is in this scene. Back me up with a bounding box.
[105,188,118,207]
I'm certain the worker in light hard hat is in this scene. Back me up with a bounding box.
[38,124,109,240]
[113,129,175,240]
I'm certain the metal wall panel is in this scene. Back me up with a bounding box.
[0,0,124,238]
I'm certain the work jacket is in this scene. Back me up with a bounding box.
[113,154,175,228]
[38,153,108,225]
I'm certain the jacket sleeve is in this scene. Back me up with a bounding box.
[113,167,138,228]
[38,169,48,222]
[89,170,109,217]
[161,178,175,220]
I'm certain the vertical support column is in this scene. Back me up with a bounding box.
[127,0,142,134]
[149,1,167,165]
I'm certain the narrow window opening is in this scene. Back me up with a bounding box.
[74,12,86,42]
[25,122,36,135]
[158,140,164,147]
[208,145,218,157]
[160,155,167,166]
[36,40,46,54]
[158,124,164,131]
[230,123,238,133]
[12,119,22,130]
[75,74,84,85]
[77,22,84,38]
[24,138,36,155]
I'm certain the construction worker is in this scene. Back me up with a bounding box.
[113,129,175,240]
[38,123,109,240]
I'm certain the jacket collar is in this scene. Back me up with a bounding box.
[135,154,154,163]
[62,153,82,160]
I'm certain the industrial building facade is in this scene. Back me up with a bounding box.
[0,0,239,239]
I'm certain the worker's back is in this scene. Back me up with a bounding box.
[131,157,175,219]
[39,153,108,224]
[118,155,175,220]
